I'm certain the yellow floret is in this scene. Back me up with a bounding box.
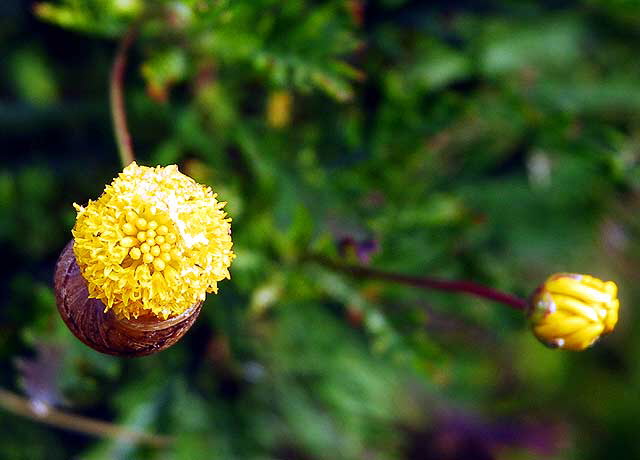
[72,162,235,319]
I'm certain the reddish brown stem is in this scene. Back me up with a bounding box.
[314,257,528,311]
[110,24,138,167]
[0,388,172,447]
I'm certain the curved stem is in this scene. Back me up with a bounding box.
[110,23,138,167]
[0,388,172,447]
[313,256,528,311]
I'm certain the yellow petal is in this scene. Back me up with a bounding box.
[561,323,605,351]
[534,313,589,338]
[553,294,599,322]
[546,277,611,305]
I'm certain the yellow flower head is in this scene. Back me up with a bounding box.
[529,273,619,351]
[72,162,235,319]
[266,90,292,128]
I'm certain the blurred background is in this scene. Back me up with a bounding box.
[2,0,640,458]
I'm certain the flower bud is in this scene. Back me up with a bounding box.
[528,273,619,351]
[266,90,292,129]
[55,162,235,356]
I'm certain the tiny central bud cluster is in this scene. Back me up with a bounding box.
[119,210,179,272]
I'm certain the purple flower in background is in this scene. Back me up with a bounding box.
[405,408,567,460]
[14,342,66,415]
[338,236,379,264]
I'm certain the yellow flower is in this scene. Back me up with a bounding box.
[529,273,619,351]
[266,90,292,128]
[72,162,235,320]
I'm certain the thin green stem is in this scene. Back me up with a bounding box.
[312,256,528,311]
[110,23,138,167]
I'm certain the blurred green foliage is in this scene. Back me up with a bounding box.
[2,0,640,459]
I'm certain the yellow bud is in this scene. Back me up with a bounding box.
[266,90,292,128]
[126,210,138,222]
[120,236,136,248]
[153,258,166,271]
[122,222,137,235]
[528,273,619,351]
